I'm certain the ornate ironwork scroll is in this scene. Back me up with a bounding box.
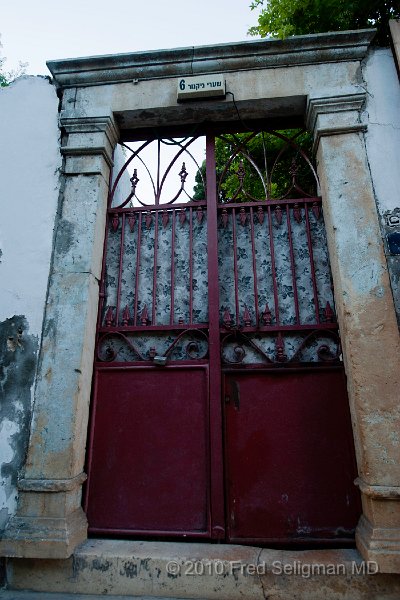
[97,329,209,364]
[96,129,339,368]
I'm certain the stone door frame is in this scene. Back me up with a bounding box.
[1,29,400,573]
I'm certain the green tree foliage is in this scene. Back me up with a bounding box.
[0,35,28,87]
[0,36,8,87]
[193,130,316,202]
[248,0,400,46]
[0,56,8,87]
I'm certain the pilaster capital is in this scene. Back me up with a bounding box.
[306,93,367,153]
[60,111,119,142]
[60,112,119,170]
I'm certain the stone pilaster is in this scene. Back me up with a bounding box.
[389,19,400,76]
[307,95,400,573]
[0,113,119,559]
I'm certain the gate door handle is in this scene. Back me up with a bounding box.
[226,380,240,411]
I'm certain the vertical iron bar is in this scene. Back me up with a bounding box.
[133,212,142,326]
[152,210,159,325]
[231,208,240,326]
[249,207,259,328]
[97,149,115,329]
[267,205,280,325]
[107,145,118,208]
[286,205,300,324]
[97,213,111,329]
[189,207,193,325]
[206,134,225,540]
[304,204,320,323]
[170,209,176,325]
[156,139,161,205]
[115,213,126,326]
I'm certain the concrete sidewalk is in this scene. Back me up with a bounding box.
[1,593,201,600]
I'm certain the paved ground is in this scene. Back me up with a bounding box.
[1,593,203,600]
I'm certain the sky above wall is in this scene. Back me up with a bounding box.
[1,0,258,77]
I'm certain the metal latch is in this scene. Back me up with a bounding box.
[153,355,167,366]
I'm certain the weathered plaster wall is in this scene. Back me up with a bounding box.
[0,76,61,531]
[363,48,400,321]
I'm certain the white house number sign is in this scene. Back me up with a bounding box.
[177,74,226,101]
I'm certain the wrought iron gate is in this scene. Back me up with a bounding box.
[84,128,361,544]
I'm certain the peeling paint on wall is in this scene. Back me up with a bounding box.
[363,48,400,323]
[0,76,61,532]
[0,316,38,532]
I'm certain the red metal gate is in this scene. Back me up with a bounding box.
[84,129,361,544]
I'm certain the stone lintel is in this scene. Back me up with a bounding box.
[47,29,376,88]
[117,96,307,137]
[306,93,367,152]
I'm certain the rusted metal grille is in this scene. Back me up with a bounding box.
[97,136,209,364]
[217,198,339,365]
[96,129,340,366]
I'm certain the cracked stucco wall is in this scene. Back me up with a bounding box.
[0,76,61,532]
[363,47,400,322]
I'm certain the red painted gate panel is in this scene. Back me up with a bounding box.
[223,369,361,544]
[86,367,209,535]
[85,128,361,544]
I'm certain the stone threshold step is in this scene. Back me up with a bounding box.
[6,541,400,600]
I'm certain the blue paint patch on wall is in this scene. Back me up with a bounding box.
[387,232,400,255]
